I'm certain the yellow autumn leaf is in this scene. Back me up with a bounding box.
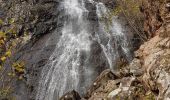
[5,50,11,57]
[9,18,15,24]
[12,73,16,77]
[0,39,5,45]
[0,31,6,38]
[24,31,28,36]
[1,56,6,62]
[7,73,12,76]
[0,19,3,25]
[11,41,16,46]
[17,68,24,72]
[12,62,17,68]
[0,65,2,70]
[12,62,25,74]
[8,28,17,34]
[20,62,25,67]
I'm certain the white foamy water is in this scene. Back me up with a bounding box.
[95,2,132,69]
[36,0,132,100]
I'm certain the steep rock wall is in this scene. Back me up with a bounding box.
[0,0,121,99]
[78,0,170,100]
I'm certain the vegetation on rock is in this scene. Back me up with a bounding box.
[113,0,147,41]
[0,18,28,99]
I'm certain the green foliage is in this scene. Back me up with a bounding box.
[0,19,16,66]
[12,61,25,74]
[0,18,26,99]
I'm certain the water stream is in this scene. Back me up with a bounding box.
[36,0,132,100]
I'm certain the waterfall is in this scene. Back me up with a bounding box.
[95,2,132,69]
[36,0,132,100]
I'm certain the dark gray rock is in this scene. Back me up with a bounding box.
[0,0,136,100]
[85,69,119,99]
[12,31,61,99]
[60,90,81,100]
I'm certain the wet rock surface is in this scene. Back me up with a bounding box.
[0,0,119,99]
[69,0,170,100]
[1,0,169,100]
[0,0,62,99]
[60,90,81,100]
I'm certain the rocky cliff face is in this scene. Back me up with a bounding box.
[1,0,120,99]
[66,0,170,100]
[136,0,170,99]
[0,0,61,37]
[0,0,62,99]
[0,0,169,100]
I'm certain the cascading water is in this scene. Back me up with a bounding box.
[36,0,132,100]
[36,0,92,99]
[95,2,132,69]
